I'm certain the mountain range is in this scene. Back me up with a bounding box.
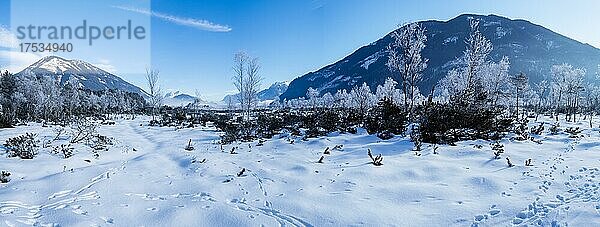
[280,14,600,100]
[16,56,147,96]
[222,81,289,104]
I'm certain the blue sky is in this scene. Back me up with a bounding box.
[1,0,600,101]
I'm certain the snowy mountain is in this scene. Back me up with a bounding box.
[16,56,147,96]
[222,81,289,103]
[280,14,600,100]
[163,91,200,107]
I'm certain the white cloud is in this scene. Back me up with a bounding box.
[0,50,43,72]
[0,26,42,72]
[113,6,232,32]
[94,59,117,73]
[0,26,20,49]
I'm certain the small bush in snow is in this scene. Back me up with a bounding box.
[377,131,394,140]
[323,147,330,155]
[52,144,74,159]
[4,133,39,159]
[565,127,582,138]
[89,134,113,151]
[491,141,504,159]
[317,155,324,163]
[530,123,544,135]
[184,139,194,151]
[549,122,560,135]
[410,125,422,151]
[513,118,529,141]
[368,149,383,166]
[506,157,514,167]
[0,171,10,183]
[237,168,246,177]
[70,118,98,144]
[525,158,533,166]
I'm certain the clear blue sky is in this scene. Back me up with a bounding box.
[1,0,600,101]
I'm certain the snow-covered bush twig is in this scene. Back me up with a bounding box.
[184,139,195,151]
[368,149,383,166]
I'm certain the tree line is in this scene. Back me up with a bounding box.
[0,71,146,127]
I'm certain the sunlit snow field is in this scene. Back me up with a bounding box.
[1,115,599,226]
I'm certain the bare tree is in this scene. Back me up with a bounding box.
[232,52,247,115]
[231,51,263,120]
[244,57,262,118]
[145,68,163,122]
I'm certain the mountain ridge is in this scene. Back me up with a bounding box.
[279,14,600,100]
[16,56,147,97]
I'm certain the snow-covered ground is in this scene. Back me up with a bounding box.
[1,115,599,226]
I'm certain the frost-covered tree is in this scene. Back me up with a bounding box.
[386,22,428,116]
[61,77,81,119]
[533,79,551,120]
[376,77,397,100]
[509,72,528,117]
[437,19,494,107]
[232,51,263,120]
[306,87,320,110]
[350,82,376,115]
[334,89,351,109]
[481,56,510,106]
[232,51,247,113]
[145,68,163,122]
[244,57,262,116]
[551,64,585,121]
[321,92,335,108]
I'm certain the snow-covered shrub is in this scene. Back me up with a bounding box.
[368,149,383,166]
[410,124,422,151]
[364,98,407,136]
[377,131,394,140]
[565,127,582,138]
[184,139,194,151]
[237,168,246,177]
[506,157,514,167]
[420,103,511,144]
[317,155,324,163]
[491,141,504,159]
[89,134,113,151]
[513,118,529,141]
[0,171,10,183]
[549,122,560,135]
[70,117,98,143]
[323,147,330,155]
[530,123,544,135]
[4,133,39,159]
[52,144,74,159]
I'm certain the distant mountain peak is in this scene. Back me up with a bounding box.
[26,55,110,75]
[222,81,289,103]
[17,56,146,97]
